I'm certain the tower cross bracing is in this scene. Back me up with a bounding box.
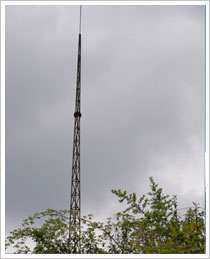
[69,6,82,236]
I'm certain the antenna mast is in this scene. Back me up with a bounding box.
[69,6,82,252]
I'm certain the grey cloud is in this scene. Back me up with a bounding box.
[5,5,205,236]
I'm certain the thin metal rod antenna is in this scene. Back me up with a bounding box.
[79,6,82,34]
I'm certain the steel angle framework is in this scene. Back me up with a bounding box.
[69,6,82,246]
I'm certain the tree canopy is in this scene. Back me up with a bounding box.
[6,177,205,254]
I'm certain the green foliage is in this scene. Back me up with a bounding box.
[6,177,205,254]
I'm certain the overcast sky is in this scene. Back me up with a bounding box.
[5,4,205,237]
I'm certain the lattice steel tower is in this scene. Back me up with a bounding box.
[69,6,82,234]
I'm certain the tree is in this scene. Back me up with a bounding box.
[6,177,205,254]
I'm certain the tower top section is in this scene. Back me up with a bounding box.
[79,6,82,34]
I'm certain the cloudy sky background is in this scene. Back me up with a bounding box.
[5,4,205,238]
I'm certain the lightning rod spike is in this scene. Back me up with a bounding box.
[79,5,82,34]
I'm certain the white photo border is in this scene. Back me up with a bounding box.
[1,1,209,258]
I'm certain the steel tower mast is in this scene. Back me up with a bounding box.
[69,6,82,236]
